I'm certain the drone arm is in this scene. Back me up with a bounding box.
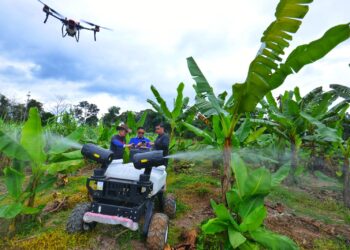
[51,13,65,22]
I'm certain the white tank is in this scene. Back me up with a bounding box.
[104,160,167,196]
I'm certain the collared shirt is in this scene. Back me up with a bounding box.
[110,134,125,159]
[129,137,151,148]
[155,133,169,156]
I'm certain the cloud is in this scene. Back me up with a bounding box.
[0,0,349,115]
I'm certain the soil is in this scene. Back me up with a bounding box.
[1,164,350,249]
[265,201,350,249]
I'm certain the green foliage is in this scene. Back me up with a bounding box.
[0,108,84,220]
[147,82,191,141]
[233,7,349,113]
[0,130,30,161]
[202,154,294,249]
[21,108,45,167]
[126,110,148,134]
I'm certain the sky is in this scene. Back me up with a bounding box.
[0,0,349,116]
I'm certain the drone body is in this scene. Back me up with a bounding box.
[39,0,111,42]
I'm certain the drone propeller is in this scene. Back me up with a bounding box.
[80,19,113,31]
[38,0,65,19]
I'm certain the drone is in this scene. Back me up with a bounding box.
[38,0,112,42]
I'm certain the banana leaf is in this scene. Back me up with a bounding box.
[172,82,185,118]
[330,84,350,99]
[0,130,30,161]
[149,85,172,119]
[20,108,46,166]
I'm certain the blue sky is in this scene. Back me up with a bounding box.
[0,0,349,115]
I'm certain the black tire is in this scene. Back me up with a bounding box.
[66,202,96,233]
[163,194,176,219]
[146,213,169,250]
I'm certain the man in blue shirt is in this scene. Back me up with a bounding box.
[110,124,133,159]
[129,127,151,149]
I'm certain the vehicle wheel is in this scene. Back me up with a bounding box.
[146,213,169,250]
[163,194,176,219]
[66,202,96,233]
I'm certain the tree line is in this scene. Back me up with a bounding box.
[0,93,167,132]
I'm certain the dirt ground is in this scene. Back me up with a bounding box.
[265,201,350,249]
[1,165,350,249]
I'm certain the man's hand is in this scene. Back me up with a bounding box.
[149,142,155,146]
[124,143,133,148]
[137,142,143,147]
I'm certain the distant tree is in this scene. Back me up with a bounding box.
[27,99,44,112]
[60,111,77,135]
[73,101,99,126]
[142,109,167,132]
[102,106,120,127]
[51,96,69,116]
[0,94,10,121]
[10,103,26,122]
[41,111,55,126]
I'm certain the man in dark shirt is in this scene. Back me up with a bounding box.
[110,124,133,159]
[152,123,170,165]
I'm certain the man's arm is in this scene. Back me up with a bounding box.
[129,138,137,145]
[159,135,169,149]
[163,135,170,148]
[112,139,124,148]
[144,138,152,148]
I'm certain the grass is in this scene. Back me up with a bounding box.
[0,160,220,249]
[2,159,349,249]
[312,238,349,250]
[269,185,350,225]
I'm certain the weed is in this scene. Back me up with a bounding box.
[175,200,190,215]
[3,229,94,249]
[195,187,210,198]
[269,186,350,225]
[167,226,182,246]
[196,221,226,250]
[313,238,348,250]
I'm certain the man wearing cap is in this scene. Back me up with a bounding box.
[110,124,133,159]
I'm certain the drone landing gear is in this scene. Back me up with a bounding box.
[44,13,49,23]
[62,24,67,38]
[75,30,80,42]
[93,31,97,41]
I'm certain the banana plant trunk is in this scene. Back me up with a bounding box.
[289,138,298,184]
[343,156,350,208]
[27,176,40,207]
[222,137,232,201]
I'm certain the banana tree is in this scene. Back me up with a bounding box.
[257,87,342,182]
[183,113,267,170]
[201,154,295,249]
[330,84,350,207]
[187,0,350,195]
[126,110,148,134]
[339,138,350,208]
[0,108,84,223]
[147,82,190,143]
